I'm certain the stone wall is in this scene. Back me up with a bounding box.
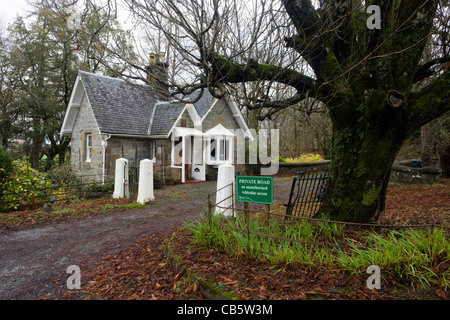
[390,164,441,184]
[274,160,331,176]
[176,108,194,128]
[105,137,152,176]
[70,94,103,179]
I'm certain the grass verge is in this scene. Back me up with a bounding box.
[185,214,450,290]
[0,197,143,228]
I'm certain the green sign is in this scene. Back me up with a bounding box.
[236,176,273,205]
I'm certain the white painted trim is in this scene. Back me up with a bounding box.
[85,133,92,162]
[166,103,202,138]
[172,127,208,140]
[227,98,255,141]
[60,76,84,137]
[107,133,153,139]
[199,98,219,120]
[199,96,254,140]
[186,103,202,124]
[182,136,186,183]
[205,135,233,165]
[60,73,103,137]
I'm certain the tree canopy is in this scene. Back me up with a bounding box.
[0,1,135,169]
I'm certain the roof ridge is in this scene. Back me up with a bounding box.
[78,70,151,89]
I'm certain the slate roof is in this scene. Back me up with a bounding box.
[149,102,185,136]
[184,90,216,118]
[78,71,216,137]
[79,71,158,136]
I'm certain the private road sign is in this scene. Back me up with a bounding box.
[236,176,273,205]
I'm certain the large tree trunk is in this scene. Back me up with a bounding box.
[438,143,450,177]
[421,123,435,167]
[31,131,44,169]
[317,98,408,223]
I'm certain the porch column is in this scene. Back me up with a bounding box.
[181,136,186,183]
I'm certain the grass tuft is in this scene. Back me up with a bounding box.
[185,213,450,289]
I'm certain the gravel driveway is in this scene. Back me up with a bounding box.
[0,177,293,300]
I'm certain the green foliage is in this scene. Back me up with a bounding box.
[2,6,136,170]
[46,163,79,186]
[280,153,324,163]
[0,145,13,183]
[338,228,450,289]
[186,215,450,289]
[186,214,344,267]
[1,159,54,210]
[84,182,114,193]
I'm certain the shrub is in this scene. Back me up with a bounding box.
[46,163,79,186]
[84,182,114,193]
[44,163,83,203]
[1,159,54,210]
[282,153,324,163]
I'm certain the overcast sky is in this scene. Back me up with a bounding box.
[0,0,31,26]
[0,0,135,29]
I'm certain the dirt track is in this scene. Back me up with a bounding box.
[0,178,293,299]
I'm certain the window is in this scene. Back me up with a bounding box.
[220,139,230,161]
[86,133,92,162]
[208,137,231,164]
[172,137,183,167]
[210,138,216,161]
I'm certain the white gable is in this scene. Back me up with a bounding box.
[205,123,235,137]
[60,75,85,137]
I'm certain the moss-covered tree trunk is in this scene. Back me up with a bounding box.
[319,101,407,223]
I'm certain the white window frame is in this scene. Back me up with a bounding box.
[207,136,232,165]
[171,137,183,168]
[152,141,157,164]
[85,133,92,162]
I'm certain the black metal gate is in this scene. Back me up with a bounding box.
[285,170,329,218]
[128,161,139,199]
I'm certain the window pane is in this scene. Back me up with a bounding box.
[210,139,216,161]
[224,139,230,161]
[219,139,225,161]
[86,134,92,162]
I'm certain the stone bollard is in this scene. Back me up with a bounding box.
[137,159,155,204]
[113,158,129,198]
[216,163,235,217]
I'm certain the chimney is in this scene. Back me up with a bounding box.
[145,52,169,100]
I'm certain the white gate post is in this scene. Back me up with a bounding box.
[216,163,235,217]
[137,159,155,204]
[113,158,129,198]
